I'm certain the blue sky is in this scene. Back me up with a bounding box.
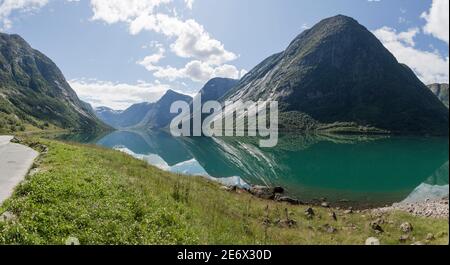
[1,0,448,109]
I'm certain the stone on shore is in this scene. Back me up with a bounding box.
[249,185,287,200]
[365,237,380,245]
[65,236,80,245]
[426,233,435,241]
[373,198,449,219]
[370,220,384,234]
[274,194,301,205]
[249,186,277,200]
[321,202,330,208]
[400,222,413,233]
[305,207,315,219]
[0,211,17,223]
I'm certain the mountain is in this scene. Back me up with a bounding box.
[136,90,192,129]
[94,106,124,129]
[220,15,449,135]
[95,103,154,129]
[428,83,449,108]
[0,33,109,132]
[188,77,238,125]
[193,78,238,104]
[95,79,235,130]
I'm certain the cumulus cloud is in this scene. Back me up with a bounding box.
[0,0,49,30]
[128,13,237,65]
[91,1,236,65]
[421,0,449,44]
[69,79,172,110]
[90,0,171,24]
[89,0,243,83]
[374,26,449,84]
[137,42,166,71]
[147,60,245,83]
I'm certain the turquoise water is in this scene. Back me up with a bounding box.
[58,130,449,207]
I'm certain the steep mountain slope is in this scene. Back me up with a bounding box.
[94,106,122,128]
[192,78,238,105]
[95,102,154,129]
[135,90,192,129]
[0,33,109,132]
[221,15,449,135]
[189,77,238,125]
[428,83,449,108]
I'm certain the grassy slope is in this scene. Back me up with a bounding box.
[0,139,448,245]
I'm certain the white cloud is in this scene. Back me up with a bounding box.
[137,42,166,71]
[374,26,449,84]
[130,13,243,82]
[91,1,235,65]
[421,0,449,44]
[376,27,419,46]
[89,1,242,83]
[69,79,171,110]
[90,0,171,24]
[129,13,237,65]
[0,0,49,30]
[150,60,244,83]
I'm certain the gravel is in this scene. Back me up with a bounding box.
[373,198,449,219]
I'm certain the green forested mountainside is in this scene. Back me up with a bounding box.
[221,15,449,135]
[0,33,109,133]
[428,83,449,108]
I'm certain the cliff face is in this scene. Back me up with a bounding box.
[428,83,449,108]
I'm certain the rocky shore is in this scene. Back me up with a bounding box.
[373,197,449,219]
[227,185,449,219]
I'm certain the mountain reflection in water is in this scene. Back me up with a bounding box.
[58,130,449,207]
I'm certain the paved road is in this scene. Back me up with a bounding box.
[0,135,39,204]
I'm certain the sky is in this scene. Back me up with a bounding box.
[0,0,448,110]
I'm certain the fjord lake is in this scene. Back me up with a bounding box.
[58,130,449,207]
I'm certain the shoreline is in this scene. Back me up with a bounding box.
[226,185,449,219]
[372,198,449,219]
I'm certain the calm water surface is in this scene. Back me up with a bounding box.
[58,130,449,207]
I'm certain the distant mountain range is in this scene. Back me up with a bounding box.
[219,15,448,135]
[95,103,154,129]
[0,33,109,133]
[428,83,449,108]
[3,15,445,136]
[95,89,192,130]
[95,77,237,130]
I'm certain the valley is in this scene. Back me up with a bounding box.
[0,13,448,246]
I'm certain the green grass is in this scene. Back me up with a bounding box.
[0,139,448,245]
